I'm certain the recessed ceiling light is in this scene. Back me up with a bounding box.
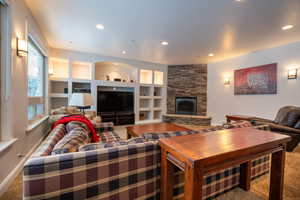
[96,24,104,30]
[208,53,214,57]
[161,41,169,46]
[122,50,126,54]
[282,25,293,30]
[235,0,243,2]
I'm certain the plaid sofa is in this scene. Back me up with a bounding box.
[23,122,270,200]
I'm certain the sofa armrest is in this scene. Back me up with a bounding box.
[251,124,271,131]
[23,141,160,200]
[265,123,300,134]
[252,117,274,124]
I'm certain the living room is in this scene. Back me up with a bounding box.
[0,0,299,199]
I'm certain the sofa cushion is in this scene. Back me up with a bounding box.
[141,130,199,141]
[98,131,121,143]
[93,122,114,132]
[79,137,146,151]
[51,127,90,155]
[32,124,67,157]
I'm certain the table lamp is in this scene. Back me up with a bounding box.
[69,93,93,114]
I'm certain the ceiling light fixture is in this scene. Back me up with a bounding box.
[122,50,126,54]
[208,53,214,57]
[96,24,104,30]
[161,41,168,46]
[282,25,293,30]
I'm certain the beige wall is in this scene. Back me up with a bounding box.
[208,41,300,125]
[0,0,49,193]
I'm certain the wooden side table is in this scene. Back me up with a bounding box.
[226,115,255,123]
[159,128,291,200]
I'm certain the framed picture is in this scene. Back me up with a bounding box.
[234,63,277,95]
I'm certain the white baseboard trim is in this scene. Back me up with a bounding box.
[0,135,45,197]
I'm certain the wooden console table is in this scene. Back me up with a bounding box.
[159,128,291,200]
[126,122,190,139]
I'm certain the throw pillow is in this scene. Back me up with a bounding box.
[294,120,300,129]
[51,106,67,115]
[51,127,90,155]
[66,121,90,133]
[223,121,252,129]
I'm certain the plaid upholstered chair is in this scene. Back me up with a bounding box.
[23,122,270,200]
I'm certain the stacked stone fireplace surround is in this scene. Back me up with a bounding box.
[164,64,211,126]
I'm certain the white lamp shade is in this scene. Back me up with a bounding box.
[69,93,93,107]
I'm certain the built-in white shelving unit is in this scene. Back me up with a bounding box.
[48,58,167,124]
[137,69,166,124]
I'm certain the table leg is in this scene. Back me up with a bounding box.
[239,161,251,191]
[161,149,174,200]
[127,131,132,139]
[269,149,286,200]
[184,164,202,200]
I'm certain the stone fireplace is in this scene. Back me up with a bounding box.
[164,64,211,125]
[167,64,207,115]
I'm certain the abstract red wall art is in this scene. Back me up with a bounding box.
[234,63,277,95]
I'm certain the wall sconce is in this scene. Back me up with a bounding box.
[48,67,54,76]
[224,77,231,85]
[16,38,28,57]
[288,68,297,79]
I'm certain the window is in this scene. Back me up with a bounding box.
[27,38,45,123]
[0,0,11,141]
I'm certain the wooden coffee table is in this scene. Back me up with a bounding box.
[159,128,291,200]
[126,122,191,139]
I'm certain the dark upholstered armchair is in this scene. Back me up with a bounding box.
[252,106,300,152]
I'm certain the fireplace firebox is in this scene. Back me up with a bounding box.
[175,97,197,115]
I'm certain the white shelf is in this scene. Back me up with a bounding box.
[49,77,68,82]
[140,108,151,111]
[153,96,163,99]
[153,110,162,120]
[140,96,152,99]
[50,93,68,98]
[136,119,162,124]
[153,107,162,111]
[71,79,91,83]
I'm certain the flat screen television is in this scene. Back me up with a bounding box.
[98,91,134,112]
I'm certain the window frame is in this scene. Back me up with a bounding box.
[27,36,47,124]
[0,0,12,141]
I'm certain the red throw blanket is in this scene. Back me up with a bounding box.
[52,115,99,142]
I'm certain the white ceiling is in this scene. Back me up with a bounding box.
[25,0,300,64]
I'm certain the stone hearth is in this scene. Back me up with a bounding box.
[163,114,211,126]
